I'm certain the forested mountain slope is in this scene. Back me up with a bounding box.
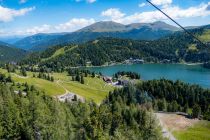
[0,82,163,139]
[14,33,66,51]
[20,25,210,70]
[0,41,27,63]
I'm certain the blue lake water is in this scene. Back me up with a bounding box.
[87,64,210,88]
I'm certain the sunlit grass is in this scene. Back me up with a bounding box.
[198,29,210,42]
[0,68,114,103]
[173,121,210,140]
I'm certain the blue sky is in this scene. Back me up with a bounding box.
[0,0,210,36]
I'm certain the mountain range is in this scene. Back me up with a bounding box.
[0,22,209,64]
[20,24,210,69]
[12,21,180,51]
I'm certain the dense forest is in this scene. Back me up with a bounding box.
[19,26,210,70]
[0,43,27,63]
[0,81,163,140]
[125,79,210,120]
[1,65,210,139]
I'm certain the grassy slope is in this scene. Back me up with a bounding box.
[188,44,198,51]
[11,71,65,95]
[41,45,78,62]
[198,29,210,42]
[41,47,65,61]
[0,68,114,103]
[173,121,210,140]
[53,73,114,104]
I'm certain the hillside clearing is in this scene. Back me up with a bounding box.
[198,29,210,42]
[156,112,210,140]
[173,121,210,140]
[0,69,113,103]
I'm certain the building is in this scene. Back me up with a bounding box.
[117,80,129,86]
[103,76,112,83]
[57,93,85,102]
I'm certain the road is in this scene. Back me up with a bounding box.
[56,80,69,94]
[155,113,177,140]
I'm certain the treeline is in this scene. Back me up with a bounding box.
[35,72,54,82]
[203,61,210,69]
[0,83,163,139]
[109,79,210,120]
[0,43,27,63]
[0,73,12,83]
[68,68,98,84]
[113,71,140,79]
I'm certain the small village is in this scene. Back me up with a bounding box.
[56,71,140,103]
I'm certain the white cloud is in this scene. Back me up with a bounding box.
[19,0,27,4]
[101,8,125,21]
[0,6,35,22]
[151,0,172,6]
[139,3,146,8]
[55,18,95,31]
[207,2,210,10]
[0,29,4,34]
[75,0,96,3]
[102,2,210,24]
[2,18,96,36]
[87,0,96,3]
[25,24,51,34]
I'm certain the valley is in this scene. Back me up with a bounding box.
[0,0,210,139]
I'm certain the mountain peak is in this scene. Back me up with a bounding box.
[77,21,126,32]
[150,21,179,31]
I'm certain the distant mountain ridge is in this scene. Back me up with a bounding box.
[13,21,179,51]
[20,25,210,68]
[0,41,27,63]
[78,21,179,32]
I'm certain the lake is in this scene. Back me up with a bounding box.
[87,64,210,88]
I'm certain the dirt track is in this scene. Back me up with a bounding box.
[155,113,199,140]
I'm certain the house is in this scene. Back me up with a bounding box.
[161,59,171,63]
[57,93,85,102]
[86,61,92,65]
[117,80,129,86]
[133,59,144,64]
[124,58,144,64]
[103,76,112,83]
[14,90,27,96]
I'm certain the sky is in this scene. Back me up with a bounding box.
[0,0,210,36]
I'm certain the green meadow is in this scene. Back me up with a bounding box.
[0,68,114,104]
[173,121,210,140]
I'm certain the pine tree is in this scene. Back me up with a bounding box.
[192,104,201,118]
[92,72,95,78]
[81,76,84,84]
[50,76,54,82]
[76,74,80,82]
[21,68,27,77]
[85,71,88,77]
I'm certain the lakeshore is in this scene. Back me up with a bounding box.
[87,63,210,88]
